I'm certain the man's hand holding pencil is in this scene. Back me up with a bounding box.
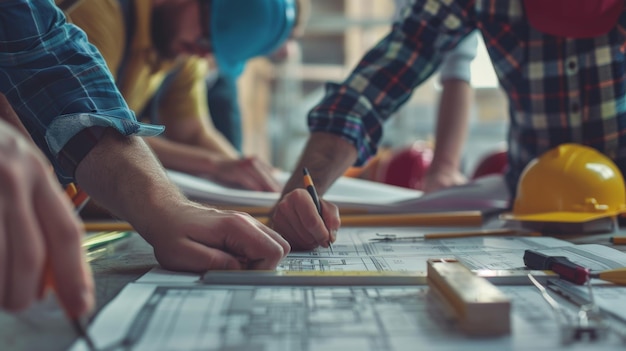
[269,167,340,250]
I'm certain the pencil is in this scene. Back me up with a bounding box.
[65,183,90,212]
[372,228,539,241]
[42,264,96,351]
[61,184,97,349]
[590,268,626,285]
[85,211,484,232]
[303,167,332,251]
[302,168,322,216]
[610,236,626,245]
[83,221,133,232]
[423,228,540,239]
[338,211,483,227]
[72,319,97,351]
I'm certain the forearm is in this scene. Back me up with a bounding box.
[75,129,189,240]
[195,122,240,159]
[281,132,358,196]
[147,131,281,192]
[144,136,223,175]
[163,115,240,159]
[430,79,472,171]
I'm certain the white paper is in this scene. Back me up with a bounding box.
[167,169,422,208]
[167,170,510,213]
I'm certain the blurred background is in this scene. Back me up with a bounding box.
[237,0,508,176]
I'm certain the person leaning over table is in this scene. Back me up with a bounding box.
[62,0,296,192]
[268,0,626,250]
[205,0,311,153]
[345,29,479,193]
[346,0,478,193]
[0,0,290,318]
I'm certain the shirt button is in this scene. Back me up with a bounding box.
[568,60,577,70]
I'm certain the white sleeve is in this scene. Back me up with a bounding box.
[439,30,479,83]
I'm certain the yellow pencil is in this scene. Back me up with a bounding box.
[339,211,483,227]
[254,211,483,227]
[610,236,626,245]
[83,221,133,232]
[590,268,626,285]
[84,211,484,232]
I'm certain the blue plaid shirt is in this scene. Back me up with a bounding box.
[0,0,163,183]
[308,0,626,190]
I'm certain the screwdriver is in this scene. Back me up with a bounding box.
[523,250,589,285]
[523,250,626,285]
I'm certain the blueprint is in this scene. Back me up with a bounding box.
[71,283,626,351]
[71,228,626,351]
[280,227,625,273]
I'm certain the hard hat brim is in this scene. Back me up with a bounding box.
[211,0,295,77]
[500,209,626,223]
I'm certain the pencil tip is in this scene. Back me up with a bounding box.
[303,167,309,175]
[72,318,97,351]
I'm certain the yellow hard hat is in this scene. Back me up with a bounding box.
[501,143,626,223]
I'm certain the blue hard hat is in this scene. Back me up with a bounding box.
[210,0,296,77]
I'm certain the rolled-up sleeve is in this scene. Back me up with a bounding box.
[0,0,164,182]
[439,30,479,83]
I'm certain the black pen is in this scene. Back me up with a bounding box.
[302,168,333,252]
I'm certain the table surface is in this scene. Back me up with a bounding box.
[1,220,625,351]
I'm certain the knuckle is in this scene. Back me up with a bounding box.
[271,242,285,258]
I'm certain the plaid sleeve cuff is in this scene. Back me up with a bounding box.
[47,112,164,183]
[308,83,382,166]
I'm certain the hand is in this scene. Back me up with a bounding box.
[269,189,340,251]
[422,168,468,193]
[0,96,93,317]
[208,156,281,192]
[72,127,289,273]
[144,201,290,271]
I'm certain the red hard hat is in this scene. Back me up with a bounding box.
[472,149,508,179]
[376,142,433,190]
